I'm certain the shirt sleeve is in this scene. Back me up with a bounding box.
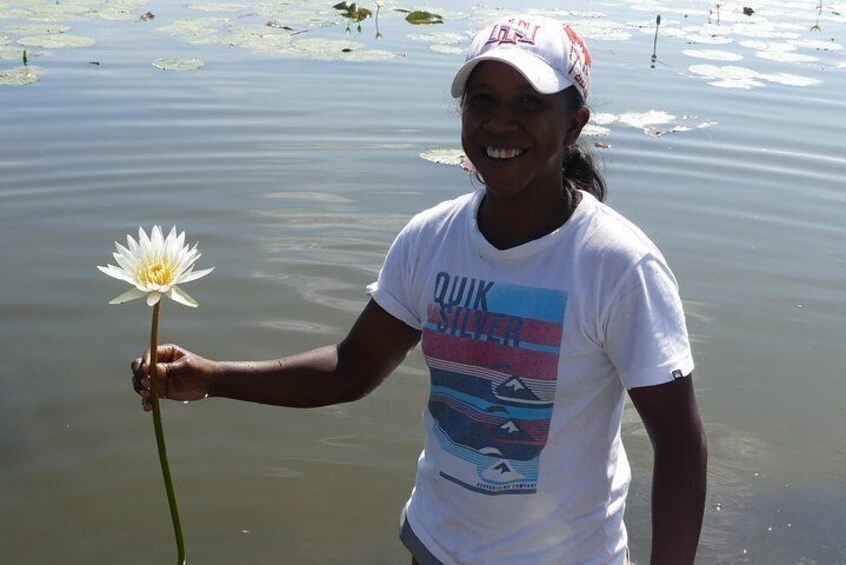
[603,255,694,389]
[366,223,423,330]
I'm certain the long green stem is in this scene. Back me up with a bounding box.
[149,301,187,565]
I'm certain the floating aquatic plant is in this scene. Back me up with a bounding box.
[688,63,820,89]
[185,2,245,12]
[581,124,611,137]
[99,226,214,565]
[0,65,38,86]
[683,48,744,61]
[152,58,206,71]
[420,148,473,171]
[755,50,818,63]
[643,116,718,138]
[397,9,444,25]
[0,45,24,60]
[17,34,96,48]
[617,110,676,129]
[291,37,393,60]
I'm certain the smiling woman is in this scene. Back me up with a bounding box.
[129,13,706,565]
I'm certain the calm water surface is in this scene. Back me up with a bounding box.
[1,0,845,563]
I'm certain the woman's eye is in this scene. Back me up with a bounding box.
[467,93,493,106]
[519,96,543,109]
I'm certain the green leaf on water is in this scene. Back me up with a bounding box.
[404,10,443,25]
[0,66,39,86]
[0,45,24,60]
[17,34,96,48]
[152,58,205,71]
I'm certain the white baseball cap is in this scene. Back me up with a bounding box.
[451,15,592,101]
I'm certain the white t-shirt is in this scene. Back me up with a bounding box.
[368,189,694,565]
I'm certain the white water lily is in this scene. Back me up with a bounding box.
[98,225,213,307]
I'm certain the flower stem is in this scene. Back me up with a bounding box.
[149,301,187,565]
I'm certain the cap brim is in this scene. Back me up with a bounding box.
[450,46,574,98]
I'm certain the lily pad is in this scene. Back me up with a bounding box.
[406,31,463,44]
[230,25,294,54]
[420,149,473,171]
[757,72,821,87]
[155,18,230,45]
[291,38,393,61]
[688,63,819,89]
[152,58,206,71]
[185,2,245,12]
[582,124,610,136]
[18,34,96,48]
[572,19,632,41]
[688,63,757,80]
[0,65,39,86]
[739,39,796,52]
[682,33,734,45]
[402,10,444,25]
[789,39,843,51]
[643,116,717,138]
[682,49,743,61]
[590,112,617,126]
[0,45,24,60]
[755,51,819,63]
[0,24,71,36]
[617,110,675,129]
[429,44,463,54]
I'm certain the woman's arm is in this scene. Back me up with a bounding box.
[132,299,422,410]
[628,375,708,565]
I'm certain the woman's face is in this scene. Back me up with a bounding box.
[461,61,589,202]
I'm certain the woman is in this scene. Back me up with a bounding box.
[133,15,707,564]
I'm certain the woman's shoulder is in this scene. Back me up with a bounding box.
[402,190,478,237]
[576,193,667,266]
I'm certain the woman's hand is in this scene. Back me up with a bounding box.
[131,344,217,411]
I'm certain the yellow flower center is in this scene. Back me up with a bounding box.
[137,258,176,287]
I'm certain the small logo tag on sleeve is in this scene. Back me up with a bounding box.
[672,369,684,379]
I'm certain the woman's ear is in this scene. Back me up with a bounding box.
[564,107,591,146]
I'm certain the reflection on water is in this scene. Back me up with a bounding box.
[1,0,845,563]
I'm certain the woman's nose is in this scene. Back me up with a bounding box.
[484,103,518,133]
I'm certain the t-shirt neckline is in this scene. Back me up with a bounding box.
[468,188,593,260]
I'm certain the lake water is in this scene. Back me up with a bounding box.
[1,0,845,563]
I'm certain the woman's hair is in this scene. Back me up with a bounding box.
[562,89,607,203]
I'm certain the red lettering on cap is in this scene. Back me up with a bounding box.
[564,25,592,67]
[485,23,540,46]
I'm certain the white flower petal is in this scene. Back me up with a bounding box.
[115,242,138,268]
[175,249,200,275]
[126,234,139,255]
[109,287,147,304]
[138,226,151,250]
[152,225,164,249]
[112,250,135,273]
[177,266,214,283]
[97,264,135,284]
[168,286,199,307]
[101,226,212,305]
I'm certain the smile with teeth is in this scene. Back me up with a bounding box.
[486,147,525,160]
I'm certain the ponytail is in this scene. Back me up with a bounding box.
[563,90,607,203]
[562,144,606,202]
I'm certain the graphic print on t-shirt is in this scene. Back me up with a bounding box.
[422,271,566,495]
